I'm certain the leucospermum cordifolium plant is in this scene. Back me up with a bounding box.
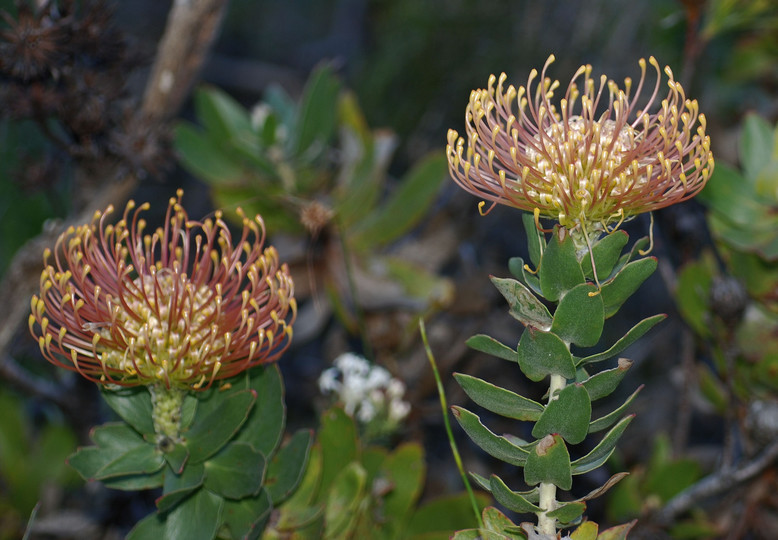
[28,190,310,540]
[445,55,714,538]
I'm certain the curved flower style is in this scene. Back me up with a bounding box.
[29,191,296,391]
[446,55,714,231]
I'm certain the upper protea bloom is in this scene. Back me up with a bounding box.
[29,190,296,391]
[446,55,714,233]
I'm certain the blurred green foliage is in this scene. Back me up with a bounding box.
[0,120,68,277]
[175,65,453,329]
[676,113,778,399]
[264,406,488,540]
[66,366,312,540]
[607,435,714,539]
[0,389,78,540]
[176,64,447,243]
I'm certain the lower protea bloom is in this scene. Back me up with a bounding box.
[29,190,296,392]
[446,55,714,234]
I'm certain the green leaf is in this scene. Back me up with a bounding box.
[596,520,637,540]
[508,257,542,295]
[264,83,297,134]
[163,443,189,474]
[451,406,530,466]
[517,328,576,381]
[67,423,149,480]
[166,488,224,540]
[174,123,246,185]
[316,407,359,503]
[380,443,426,538]
[94,443,165,480]
[550,283,604,347]
[295,64,341,154]
[67,447,113,480]
[577,472,629,502]
[571,416,634,474]
[482,504,523,533]
[222,489,273,540]
[102,470,165,491]
[465,334,517,363]
[524,434,572,490]
[488,474,542,514]
[452,529,512,540]
[491,276,553,330]
[185,390,257,464]
[601,257,657,318]
[281,440,321,509]
[532,384,592,444]
[91,422,145,450]
[740,112,774,183]
[578,314,666,366]
[101,387,156,436]
[581,231,629,281]
[588,386,642,433]
[547,501,586,524]
[204,442,265,499]
[406,492,490,537]
[571,521,599,540]
[612,237,650,276]
[539,227,585,301]
[126,511,167,540]
[700,163,766,229]
[237,365,286,457]
[194,86,253,144]
[675,258,716,337]
[157,462,205,514]
[349,152,448,248]
[324,462,367,540]
[523,212,545,268]
[265,429,313,505]
[454,373,544,421]
[468,471,491,492]
[582,358,633,401]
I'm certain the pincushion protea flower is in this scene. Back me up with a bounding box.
[29,190,296,392]
[446,55,714,233]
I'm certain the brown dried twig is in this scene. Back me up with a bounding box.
[656,439,778,525]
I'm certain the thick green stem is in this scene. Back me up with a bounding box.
[149,384,187,446]
[538,372,567,534]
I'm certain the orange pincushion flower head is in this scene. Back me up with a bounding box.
[446,55,714,232]
[29,190,296,391]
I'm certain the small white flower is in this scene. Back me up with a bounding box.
[389,399,411,423]
[357,400,377,423]
[335,353,370,378]
[318,367,341,394]
[364,366,392,391]
[386,379,405,400]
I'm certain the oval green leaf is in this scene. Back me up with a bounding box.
[532,384,592,444]
[550,283,604,347]
[517,327,576,381]
[454,373,543,421]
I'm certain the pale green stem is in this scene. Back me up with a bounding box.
[149,384,187,446]
[537,372,567,534]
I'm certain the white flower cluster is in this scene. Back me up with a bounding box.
[319,353,411,426]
